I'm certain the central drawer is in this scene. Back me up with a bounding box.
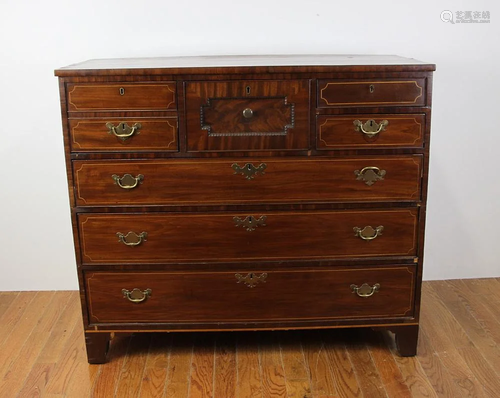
[185,80,310,151]
[78,209,418,264]
[73,156,422,206]
[85,266,415,324]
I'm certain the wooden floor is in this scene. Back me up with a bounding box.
[0,278,499,398]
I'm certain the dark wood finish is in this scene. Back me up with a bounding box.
[78,209,418,264]
[55,55,434,362]
[69,117,178,152]
[390,325,420,357]
[73,156,422,206]
[85,266,415,324]
[318,79,426,107]
[185,80,309,151]
[67,83,176,112]
[317,114,425,149]
[84,331,111,364]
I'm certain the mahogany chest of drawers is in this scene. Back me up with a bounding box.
[55,55,435,363]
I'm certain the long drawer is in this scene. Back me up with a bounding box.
[78,209,418,264]
[85,266,415,324]
[73,156,422,206]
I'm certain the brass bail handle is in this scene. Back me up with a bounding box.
[353,225,384,241]
[350,283,380,298]
[106,122,141,141]
[116,231,148,246]
[112,174,144,189]
[354,167,386,186]
[122,288,152,303]
[353,119,389,137]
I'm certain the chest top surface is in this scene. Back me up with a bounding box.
[55,54,435,76]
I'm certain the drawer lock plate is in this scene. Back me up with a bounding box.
[235,273,268,288]
[232,163,267,180]
[233,216,267,232]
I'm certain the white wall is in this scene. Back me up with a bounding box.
[0,0,498,290]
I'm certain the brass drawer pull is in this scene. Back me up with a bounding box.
[242,108,254,119]
[122,288,152,303]
[353,225,384,241]
[234,216,267,232]
[232,163,267,180]
[350,283,380,298]
[106,122,141,141]
[112,173,144,189]
[235,273,267,288]
[116,231,148,246]
[353,119,388,137]
[354,167,386,186]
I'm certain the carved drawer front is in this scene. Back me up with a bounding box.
[69,117,178,152]
[185,80,310,151]
[317,114,425,149]
[318,79,426,107]
[67,83,176,112]
[78,209,418,264]
[85,266,415,324]
[73,156,422,206]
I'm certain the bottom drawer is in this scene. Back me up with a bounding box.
[85,266,415,324]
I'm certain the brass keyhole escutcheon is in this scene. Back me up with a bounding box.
[246,86,251,95]
[235,272,267,288]
[233,215,267,232]
[119,87,125,96]
[232,163,267,179]
[369,84,375,93]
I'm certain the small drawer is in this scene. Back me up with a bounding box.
[73,156,422,206]
[69,117,178,152]
[67,83,176,112]
[85,266,415,324]
[78,209,418,264]
[317,114,425,149]
[318,79,425,107]
[185,80,310,151]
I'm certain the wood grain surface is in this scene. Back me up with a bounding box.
[73,156,422,206]
[84,266,415,324]
[78,209,418,264]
